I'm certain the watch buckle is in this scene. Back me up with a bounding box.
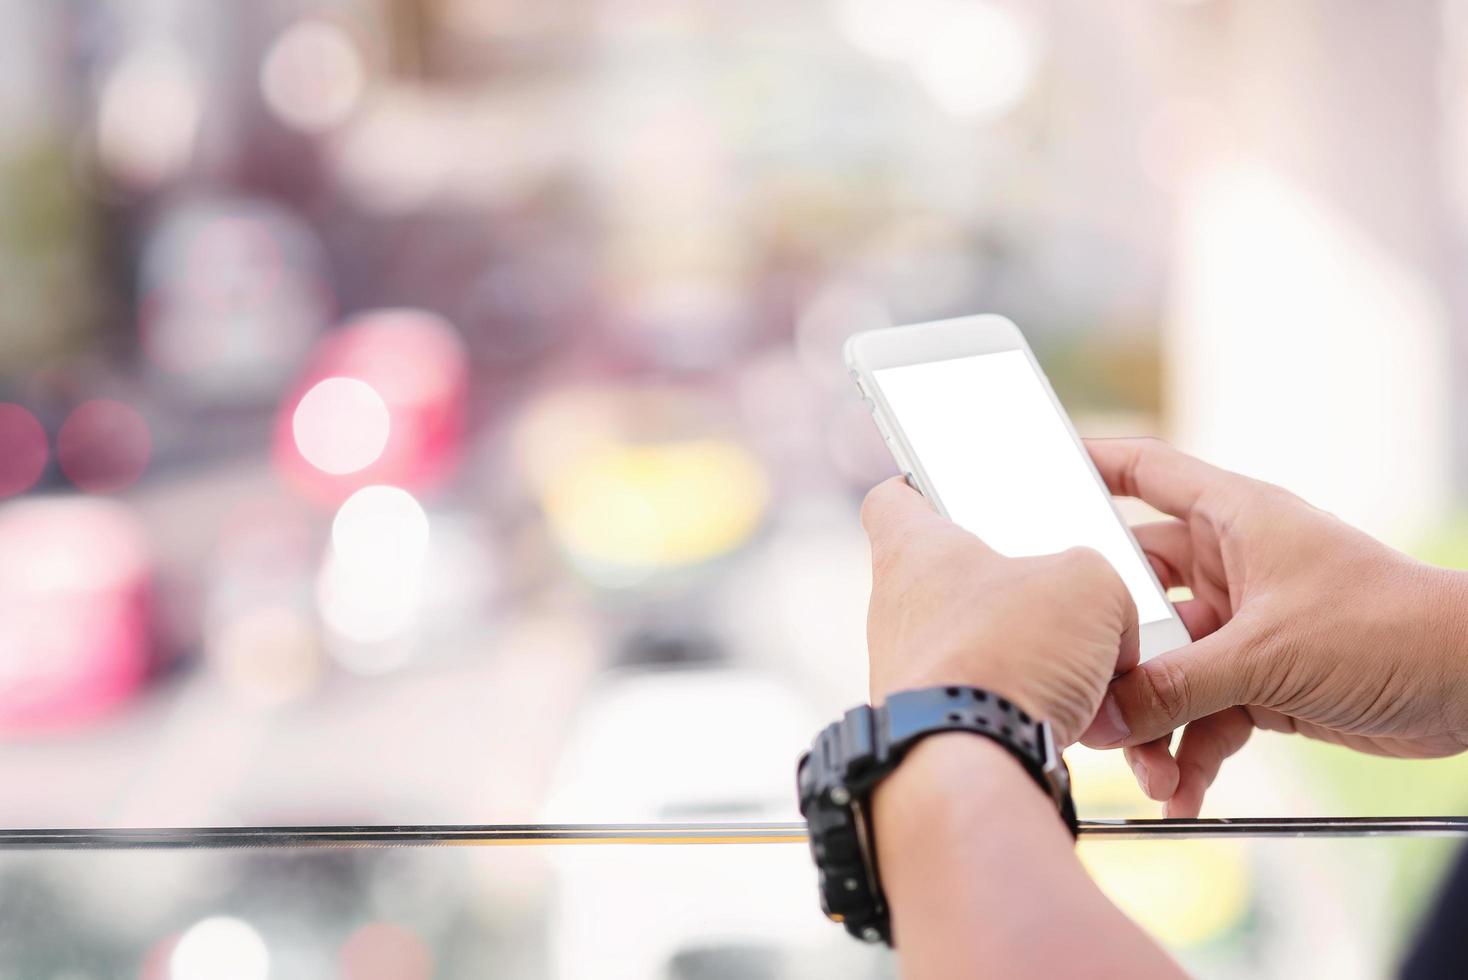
[1038,721,1070,802]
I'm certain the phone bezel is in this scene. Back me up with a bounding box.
[845,313,1192,662]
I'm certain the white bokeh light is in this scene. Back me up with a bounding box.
[834,0,1038,121]
[260,19,366,133]
[291,377,390,475]
[330,485,430,564]
[319,486,431,651]
[97,46,203,187]
[170,916,269,980]
[910,3,1036,120]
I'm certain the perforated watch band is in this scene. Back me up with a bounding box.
[796,685,1077,944]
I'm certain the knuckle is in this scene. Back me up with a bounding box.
[1060,544,1106,570]
[1141,657,1192,723]
[1060,546,1120,589]
[1136,435,1173,453]
[1127,435,1174,471]
[1237,617,1291,704]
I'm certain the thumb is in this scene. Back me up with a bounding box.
[859,475,945,550]
[1080,622,1259,748]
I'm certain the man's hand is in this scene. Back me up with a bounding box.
[1082,437,1468,817]
[861,475,1187,979]
[862,476,1138,745]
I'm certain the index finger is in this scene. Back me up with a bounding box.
[1084,437,1226,520]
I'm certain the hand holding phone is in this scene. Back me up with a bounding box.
[846,315,1190,661]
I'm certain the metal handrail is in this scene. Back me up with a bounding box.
[0,816,1465,849]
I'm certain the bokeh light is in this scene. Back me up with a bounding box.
[541,440,769,585]
[56,400,152,493]
[260,19,367,134]
[169,916,269,980]
[0,404,48,497]
[339,922,433,980]
[276,309,468,500]
[331,485,431,565]
[96,45,202,188]
[908,3,1037,120]
[834,0,1039,120]
[318,485,431,654]
[0,497,151,731]
[1081,840,1250,950]
[292,377,392,475]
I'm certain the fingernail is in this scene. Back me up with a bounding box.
[1083,694,1131,747]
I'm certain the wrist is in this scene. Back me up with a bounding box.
[872,732,1065,853]
[874,646,1048,724]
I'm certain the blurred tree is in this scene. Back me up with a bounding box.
[0,139,100,375]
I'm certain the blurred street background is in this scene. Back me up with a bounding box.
[2,0,1468,977]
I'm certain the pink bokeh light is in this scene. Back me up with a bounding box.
[0,404,48,498]
[0,498,152,732]
[57,400,153,493]
[339,922,433,980]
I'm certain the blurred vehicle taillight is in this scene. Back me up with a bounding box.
[0,498,153,732]
[274,308,469,504]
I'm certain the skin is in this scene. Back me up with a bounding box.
[862,476,1185,978]
[1078,438,1468,817]
[859,440,1468,974]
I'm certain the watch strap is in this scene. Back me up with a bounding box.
[797,685,1078,944]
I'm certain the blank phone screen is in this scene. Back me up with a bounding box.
[873,349,1172,625]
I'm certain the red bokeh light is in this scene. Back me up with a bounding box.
[0,404,48,497]
[56,400,153,493]
[274,309,468,504]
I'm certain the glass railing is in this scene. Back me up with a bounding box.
[1,830,1458,980]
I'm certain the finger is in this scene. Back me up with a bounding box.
[1086,437,1231,520]
[1080,620,1259,748]
[1243,704,1297,734]
[859,476,950,553]
[1083,599,1224,749]
[1173,598,1225,642]
[1114,573,1141,678]
[1124,735,1179,802]
[1131,520,1193,590]
[1163,708,1255,818]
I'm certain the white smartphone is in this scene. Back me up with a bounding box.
[845,314,1191,661]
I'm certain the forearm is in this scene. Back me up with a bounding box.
[873,735,1185,979]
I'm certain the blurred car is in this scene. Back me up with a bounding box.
[541,658,888,980]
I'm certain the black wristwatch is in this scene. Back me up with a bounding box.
[795,685,1078,945]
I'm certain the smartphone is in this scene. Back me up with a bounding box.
[845,314,1190,661]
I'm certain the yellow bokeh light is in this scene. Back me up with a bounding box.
[542,439,769,580]
[1080,839,1250,950]
[1065,744,1252,950]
